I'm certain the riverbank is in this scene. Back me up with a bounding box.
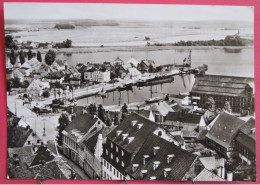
[29,45,253,54]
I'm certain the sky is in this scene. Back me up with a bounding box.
[4,3,254,22]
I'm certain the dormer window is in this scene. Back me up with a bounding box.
[122,134,129,140]
[150,176,156,180]
[116,130,122,136]
[167,154,175,164]
[106,149,108,155]
[127,137,134,144]
[132,164,139,172]
[137,124,143,130]
[164,168,172,178]
[131,120,137,126]
[121,150,124,156]
[153,146,160,156]
[111,142,113,148]
[111,153,113,159]
[140,170,147,179]
[153,161,160,171]
[122,161,125,167]
[143,155,150,165]
[116,157,119,163]
[116,146,118,152]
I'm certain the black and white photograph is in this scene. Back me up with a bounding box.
[4,3,255,181]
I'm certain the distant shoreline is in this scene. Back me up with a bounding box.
[34,45,253,54]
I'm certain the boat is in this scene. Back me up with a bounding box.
[137,76,174,87]
[145,97,162,103]
[224,47,242,53]
[117,83,133,91]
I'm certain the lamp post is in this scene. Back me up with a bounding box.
[42,118,46,137]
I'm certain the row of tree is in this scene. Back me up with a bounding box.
[8,49,56,67]
[153,35,249,47]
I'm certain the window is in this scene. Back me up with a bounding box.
[121,150,124,156]
[27,141,31,145]
[37,140,40,144]
[116,146,118,152]
[111,153,113,159]
[111,142,113,148]
[114,169,116,175]
[116,157,119,163]
[117,171,119,178]
[122,161,125,167]
[110,165,112,171]
[106,149,108,155]
[158,131,162,136]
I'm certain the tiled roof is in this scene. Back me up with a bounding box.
[206,112,245,148]
[150,101,174,116]
[239,118,255,140]
[236,118,255,155]
[125,134,197,180]
[165,112,201,124]
[84,126,116,153]
[8,156,66,179]
[194,168,224,181]
[8,127,32,148]
[8,145,55,168]
[106,112,158,154]
[64,113,98,137]
[191,75,254,97]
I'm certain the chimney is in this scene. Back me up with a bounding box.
[164,168,172,178]
[167,154,175,164]
[153,161,160,171]
[116,130,122,136]
[227,172,233,181]
[137,124,143,130]
[153,146,160,156]
[131,120,137,126]
[143,155,150,165]
[122,133,129,140]
[140,170,147,179]
[132,164,139,172]
[127,137,134,144]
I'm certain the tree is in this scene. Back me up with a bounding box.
[65,39,72,48]
[56,112,70,146]
[13,77,21,88]
[121,103,128,121]
[27,49,33,60]
[98,104,106,122]
[21,80,30,88]
[37,51,42,62]
[42,90,50,98]
[10,49,16,67]
[5,35,13,48]
[44,49,56,66]
[19,50,26,65]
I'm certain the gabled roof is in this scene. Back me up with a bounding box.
[165,112,202,124]
[8,126,32,148]
[113,57,124,65]
[191,75,254,97]
[194,168,224,181]
[127,57,139,67]
[150,101,174,116]
[106,112,158,154]
[8,145,55,168]
[236,118,256,155]
[206,112,245,148]
[141,59,155,67]
[63,113,99,141]
[125,134,197,180]
[21,58,41,70]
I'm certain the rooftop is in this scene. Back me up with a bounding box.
[206,112,245,148]
[125,134,197,180]
[194,168,224,181]
[8,126,32,148]
[165,112,202,124]
[191,75,254,97]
